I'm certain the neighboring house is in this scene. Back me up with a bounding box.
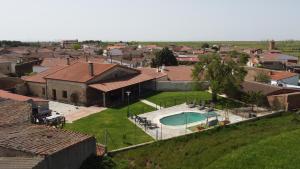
[176,54,199,64]
[241,80,300,96]
[0,61,13,74]
[108,48,123,57]
[23,62,162,107]
[259,52,298,70]
[0,58,36,76]
[0,99,96,169]
[269,71,299,86]
[139,66,208,91]
[0,89,49,109]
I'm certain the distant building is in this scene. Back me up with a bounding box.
[259,52,298,70]
[60,40,79,49]
[269,40,276,50]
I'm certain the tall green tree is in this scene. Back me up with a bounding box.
[151,47,178,67]
[192,54,246,102]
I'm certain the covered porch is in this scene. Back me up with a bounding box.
[87,74,156,107]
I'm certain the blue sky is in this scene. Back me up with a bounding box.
[0,0,299,41]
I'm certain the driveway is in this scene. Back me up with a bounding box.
[49,101,106,123]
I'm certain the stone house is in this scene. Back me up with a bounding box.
[22,61,164,107]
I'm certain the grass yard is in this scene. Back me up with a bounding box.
[145,91,244,109]
[65,102,155,150]
[112,113,300,169]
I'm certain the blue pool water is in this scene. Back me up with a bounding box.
[160,112,217,126]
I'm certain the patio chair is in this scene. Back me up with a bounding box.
[207,119,219,127]
[188,100,196,108]
[139,117,147,125]
[148,123,159,129]
[197,100,206,110]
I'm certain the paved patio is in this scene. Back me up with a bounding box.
[129,103,244,140]
[49,101,106,123]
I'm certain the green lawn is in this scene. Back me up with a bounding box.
[65,102,155,150]
[112,113,300,169]
[145,91,244,109]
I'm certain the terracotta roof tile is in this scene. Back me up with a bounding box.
[22,66,66,83]
[45,62,117,83]
[164,66,194,81]
[89,73,154,92]
[0,90,47,102]
[269,71,298,80]
[138,67,167,79]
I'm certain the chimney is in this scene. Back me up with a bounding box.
[85,53,88,62]
[88,62,94,76]
[67,57,70,65]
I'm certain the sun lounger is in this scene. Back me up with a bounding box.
[148,123,159,129]
[188,100,196,108]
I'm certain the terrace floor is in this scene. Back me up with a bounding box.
[49,101,106,123]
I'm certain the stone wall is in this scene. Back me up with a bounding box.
[267,92,300,111]
[156,81,209,91]
[26,82,46,98]
[0,62,12,74]
[47,79,87,105]
[44,137,96,169]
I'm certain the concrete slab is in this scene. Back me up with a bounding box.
[49,101,106,123]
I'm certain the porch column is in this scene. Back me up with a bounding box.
[138,83,141,97]
[122,88,125,102]
[102,92,106,107]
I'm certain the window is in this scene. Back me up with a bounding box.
[62,90,68,98]
[42,88,46,95]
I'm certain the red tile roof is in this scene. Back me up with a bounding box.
[0,123,93,155]
[164,66,194,81]
[89,73,154,92]
[0,90,47,102]
[22,66,66,83]
[45,62,117,83]
[177,57,199,62]
[40,57,105,67]
[269,71,298,80]
[138,67,167,79]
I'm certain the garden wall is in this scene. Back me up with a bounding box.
[156,81,209,91]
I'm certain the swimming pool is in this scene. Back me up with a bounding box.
[160,112,218,126]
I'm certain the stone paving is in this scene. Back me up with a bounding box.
[130,103,244,140]
[49,101,106,123]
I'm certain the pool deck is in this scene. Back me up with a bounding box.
[129,103,244,140]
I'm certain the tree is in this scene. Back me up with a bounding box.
[242,91,264,111]
[192,54,246,102]
[228,51,249,65]
[72,43,81,50]
[255,72,271,83]
[201,43,210,49]
[150,47,178,67]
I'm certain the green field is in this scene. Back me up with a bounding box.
[140,41,300,58]
[65,102,155,150]
[112,113,300,169]
[145,91,244,109]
